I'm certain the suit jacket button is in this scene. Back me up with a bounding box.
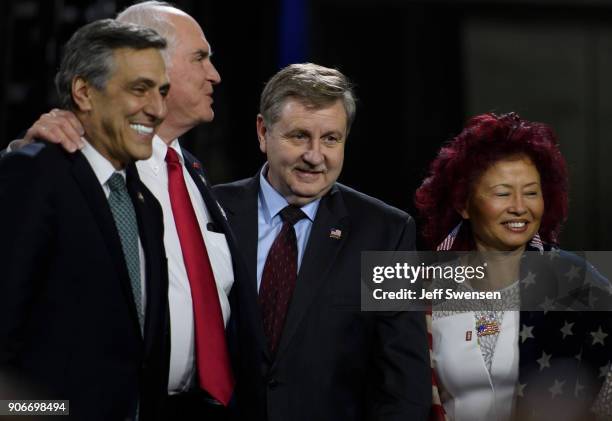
[267,379,278,389]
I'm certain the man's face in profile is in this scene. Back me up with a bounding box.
[164,12,221,128]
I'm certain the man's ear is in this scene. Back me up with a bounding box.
[71,76,94,112]
[256,114,268,154]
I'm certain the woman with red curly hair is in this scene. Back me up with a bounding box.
[416,113,611,421]
[416,112,568,252]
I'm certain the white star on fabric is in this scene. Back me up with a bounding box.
[591,326,608,346]
[560,321,575,339]
[540,296,555,314]
[523,271,536,288]
[520,324,535,343]
[549,379,565,399]
[575,381,584,397]
[599,362,610,378]
[537,351,552,371]
[565,265,581,281]
[548,248,560,260]
[517,382,527,397]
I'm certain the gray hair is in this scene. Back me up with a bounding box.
[260,63,357,133]
[117,1,182,65]
[54,18,167,110]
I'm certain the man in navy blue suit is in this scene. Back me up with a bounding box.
[0,19,170,421]
[213,63,431,421]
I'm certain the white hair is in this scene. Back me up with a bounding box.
[116,1,183,67]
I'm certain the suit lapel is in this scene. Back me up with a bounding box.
[182,150,229,230]
[222,175,271,359]
[126,164,162,352]
[275,185,349,361]
[70,153,142,335]
[226,176,260,293]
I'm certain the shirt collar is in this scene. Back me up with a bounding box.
[80,137,125,185]
[258,163,320,224]
[148,134,185,168]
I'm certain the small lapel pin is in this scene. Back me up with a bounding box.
[329,228,342,240]
[192,161,201,170]
[136,192,145,203]
[466,331,472,341]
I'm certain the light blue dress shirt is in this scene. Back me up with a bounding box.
[256,165,320,291]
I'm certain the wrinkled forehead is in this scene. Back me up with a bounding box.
[275,98,348,132]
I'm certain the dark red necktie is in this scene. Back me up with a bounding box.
[165,147,234,406]
[258,205,307,355]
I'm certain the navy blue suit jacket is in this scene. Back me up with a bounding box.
[0,143,169,421]
[213,174,432,421]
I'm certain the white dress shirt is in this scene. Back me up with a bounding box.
[432,311,519,421]
[136,135,234,394]
[80,139,146,311]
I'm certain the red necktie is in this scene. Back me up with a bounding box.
[165,147,234,406]
[258,205,307,355]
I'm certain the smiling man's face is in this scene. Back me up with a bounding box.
[81,47,169,169]
[257,98,347,206]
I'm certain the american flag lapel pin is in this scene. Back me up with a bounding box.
[329,228,342,240]
[192,161,201,170]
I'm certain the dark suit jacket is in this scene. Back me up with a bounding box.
[213,174,432,421]
[0,143,170,421]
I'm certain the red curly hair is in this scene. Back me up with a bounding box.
[415,112,569,250]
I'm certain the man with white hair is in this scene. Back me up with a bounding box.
[9,2,241,420]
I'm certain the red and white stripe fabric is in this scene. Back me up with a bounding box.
[427,305,449,421]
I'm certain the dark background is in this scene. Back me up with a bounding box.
[1,0,611,250]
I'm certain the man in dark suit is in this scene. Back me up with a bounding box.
[0,19,170,421]
[213,63,431,421]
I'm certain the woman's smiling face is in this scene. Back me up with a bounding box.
[461,154,544,252]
